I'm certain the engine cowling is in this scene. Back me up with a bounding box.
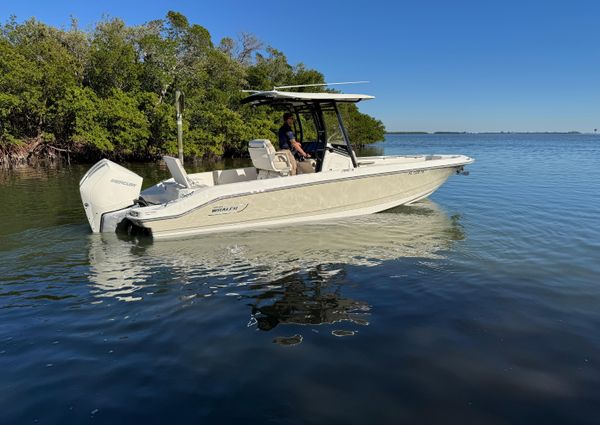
[79,159,143,232]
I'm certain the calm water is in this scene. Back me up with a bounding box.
[1,134,599,424]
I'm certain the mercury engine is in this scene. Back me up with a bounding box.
[79,159,143,233]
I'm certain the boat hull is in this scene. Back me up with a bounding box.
[132,165,459,239]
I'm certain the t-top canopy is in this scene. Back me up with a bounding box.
[241,90,375,106]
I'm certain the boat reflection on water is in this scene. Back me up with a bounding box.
[247,266,371,337]
[87,200,464,341]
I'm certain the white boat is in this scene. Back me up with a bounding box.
[79,90,473,239]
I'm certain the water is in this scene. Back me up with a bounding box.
[1,134,599,424]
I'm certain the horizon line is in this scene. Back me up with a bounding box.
[385,130,598,135]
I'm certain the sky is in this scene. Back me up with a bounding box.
[1,0,599,132]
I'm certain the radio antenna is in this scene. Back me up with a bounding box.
[274,81,369,90]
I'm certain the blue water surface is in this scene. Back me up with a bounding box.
[1,134,599,424]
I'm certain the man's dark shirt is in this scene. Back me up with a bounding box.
[278,123,296,151]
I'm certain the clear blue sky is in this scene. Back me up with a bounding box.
[2,0,599,132]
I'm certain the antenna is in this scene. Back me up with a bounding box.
[274,81,369,90]
[175,90,184,163]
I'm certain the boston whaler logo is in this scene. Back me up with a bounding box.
[209,203,248,216]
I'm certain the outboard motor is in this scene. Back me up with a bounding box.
[79,159,143,232]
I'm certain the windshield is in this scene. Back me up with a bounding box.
[298,112,318,143]
[322,110,346,145]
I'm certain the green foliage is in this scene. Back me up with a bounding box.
[137,91,177,156]
[85,18,139,97]
[339,104,386,147]
[53,88,152,154]
[0,39,43,142]
[101,89,151,155]
[0,11,385,161]
[53,86,111,151]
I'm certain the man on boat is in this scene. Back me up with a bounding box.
[278,112,314,174]
[278,112,311,158]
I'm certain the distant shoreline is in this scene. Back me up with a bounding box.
[386,131,591,135]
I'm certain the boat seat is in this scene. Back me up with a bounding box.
[163,156,194,188]
[248,139,295,178]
